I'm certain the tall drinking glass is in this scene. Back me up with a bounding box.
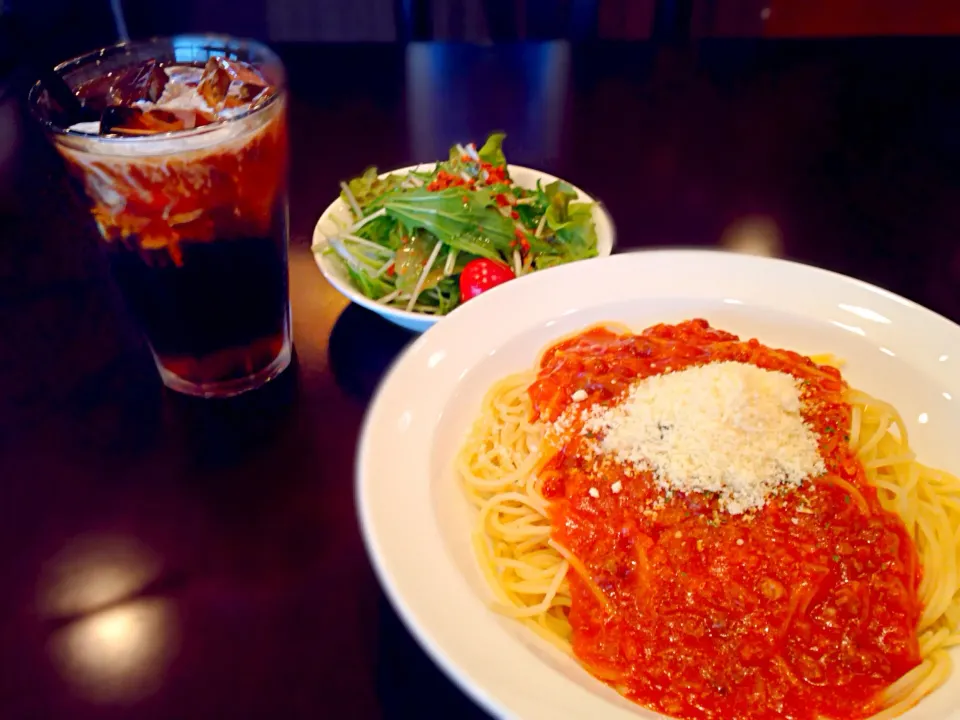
[29,35,291,398]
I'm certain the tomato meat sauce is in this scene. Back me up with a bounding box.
[528,320,923,720]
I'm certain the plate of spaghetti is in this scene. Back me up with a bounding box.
[357,250,960,720]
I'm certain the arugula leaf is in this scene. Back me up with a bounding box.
[478,132,507,166]
[379,188,516,252]
[442,232,500,262]
[379,188,466,237]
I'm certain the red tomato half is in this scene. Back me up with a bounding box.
[459,258,515,302]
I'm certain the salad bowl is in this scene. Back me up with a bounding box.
[313,142,615,333]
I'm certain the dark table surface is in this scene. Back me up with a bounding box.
[2,38,960,719]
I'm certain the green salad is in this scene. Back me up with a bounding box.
[315,133,599,314]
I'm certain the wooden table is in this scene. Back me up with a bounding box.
[2,39,959,719]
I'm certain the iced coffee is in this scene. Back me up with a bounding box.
[30,37,290,398]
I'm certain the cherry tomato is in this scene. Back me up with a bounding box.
[459,258,515,302]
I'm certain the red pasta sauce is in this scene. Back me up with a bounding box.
[528,320,923,720]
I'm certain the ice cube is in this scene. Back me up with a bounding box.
[197,58,232,110]
[106,59,169,106]
[155,65,205,106]
[221,58,269,87]
[223,80,271,109]
[100,106,214,135]
[163,64,205,88]
[198,57,270,111]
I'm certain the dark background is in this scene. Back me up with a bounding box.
[7,0,960,67]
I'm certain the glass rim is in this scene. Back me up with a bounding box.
[27,33,286,143]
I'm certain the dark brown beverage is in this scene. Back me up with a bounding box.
[106,231,288,384]
[30,37,291,397]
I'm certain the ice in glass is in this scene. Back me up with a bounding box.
[30,36,291,397]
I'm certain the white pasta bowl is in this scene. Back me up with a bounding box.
[312,164,615,333]
[357,250,960,720]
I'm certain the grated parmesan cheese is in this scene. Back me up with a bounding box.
[580,361,825,514]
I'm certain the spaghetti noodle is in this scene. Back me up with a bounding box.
[457,320,960,720]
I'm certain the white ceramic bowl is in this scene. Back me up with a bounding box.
[357,250,960,720]
[312,164,615,333]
